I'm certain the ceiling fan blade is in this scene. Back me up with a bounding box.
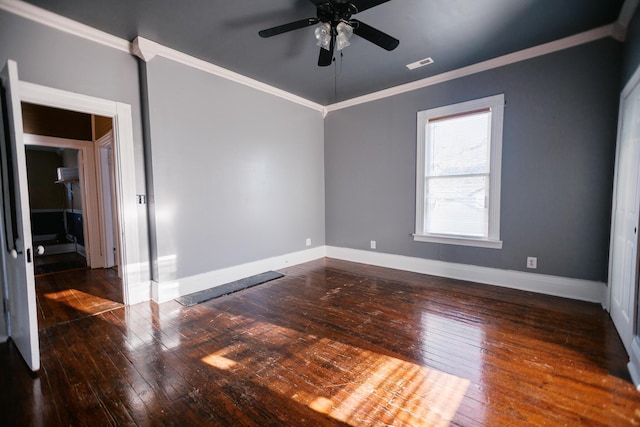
[259,18,319,38]
[351,19,399,51]
[318,37,334,66]
[349,0,391,13]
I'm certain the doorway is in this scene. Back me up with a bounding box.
[1,61,142,371]
[21,102,124,328]
[26,145,87,275]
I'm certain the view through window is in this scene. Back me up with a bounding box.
[415,94,504,249]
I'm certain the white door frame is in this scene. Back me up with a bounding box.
[95,131,118,270]
[611,63,640,389]
[24,134,102,268]
[18,80,144,305]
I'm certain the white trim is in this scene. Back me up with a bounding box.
[152,246,326,303]
[606,61,640,391]
[325,25,615,113]
[132,37,326,114]
[0,0,131,54]
[150,244,607,305]
[0,1,324,113]
[113,102,145,304]
[23,134,103,268]
[415,94,504,247]
[412,234,503,249]
[95,131,118,269]
[618,0,640,28]
[24,134,91,146]
[17,80,146,306]
[131,37,160,62]
[628,336,640,390]
[0,1,617,113]
[602,283,611,312]
[326,246,606,303]
[613,0,640,41]
[19,81,118,116]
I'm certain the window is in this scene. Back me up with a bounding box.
[414,94,504,249]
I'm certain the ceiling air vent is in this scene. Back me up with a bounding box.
[406,57,434,70]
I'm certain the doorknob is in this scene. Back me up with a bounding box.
[36,245,45,255]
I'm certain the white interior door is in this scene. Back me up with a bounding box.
[0,60,39,371]
[97,133,116,269]
[610,76,640,356]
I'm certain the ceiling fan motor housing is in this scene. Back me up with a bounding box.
[316,1,358,26]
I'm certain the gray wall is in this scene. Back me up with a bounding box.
[0,10,150,278]
[325,38,622,282]
[0,6,627,291]
[143,57,325,282]
[0,8,325,299]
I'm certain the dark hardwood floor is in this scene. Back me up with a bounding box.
[34,252,88,275]
[2,258,639,426]
[36,267,123,330]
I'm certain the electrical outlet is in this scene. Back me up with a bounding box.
[527,257,537,269]
[370,240,376,249]
[305,238,311,247]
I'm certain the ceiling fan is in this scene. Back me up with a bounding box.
[258,0,399,67]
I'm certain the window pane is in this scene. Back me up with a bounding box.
[426,111,490,177]
[425,176,488,237]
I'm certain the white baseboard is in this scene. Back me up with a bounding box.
[326,246,606,304]
[628,337,640,390]
[152,246,327,303]
[149,244,606,305]
[126,280,152,305]
[121,261,152,305]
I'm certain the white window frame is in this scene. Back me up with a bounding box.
[414,94,504,249]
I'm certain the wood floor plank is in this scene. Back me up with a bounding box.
[36,268,123,330]
[2,258,640,425]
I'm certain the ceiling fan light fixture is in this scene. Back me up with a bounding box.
[259,0,399,67]
[315,22,332,50]
[336,21,353,51]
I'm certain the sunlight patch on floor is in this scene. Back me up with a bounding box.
[304,340,470,426]
[200,312,470,426]
[202,352,238,370]
[43,289,117,314]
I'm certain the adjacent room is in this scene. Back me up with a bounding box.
[1,0,640,425]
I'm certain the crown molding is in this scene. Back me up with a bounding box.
[0,0,131,53]
[613,0,640,41]
[0,0,620,116]
[324,24,616,113]
[0,0,324,113]
[131,36,160,62]
[132,36,325,113]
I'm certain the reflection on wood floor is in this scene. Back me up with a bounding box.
[2,258,640,426]
[36,267,123,330]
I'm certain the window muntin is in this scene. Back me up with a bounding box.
[415,95,504,248]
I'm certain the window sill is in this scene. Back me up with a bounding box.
[413,234,503,249]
